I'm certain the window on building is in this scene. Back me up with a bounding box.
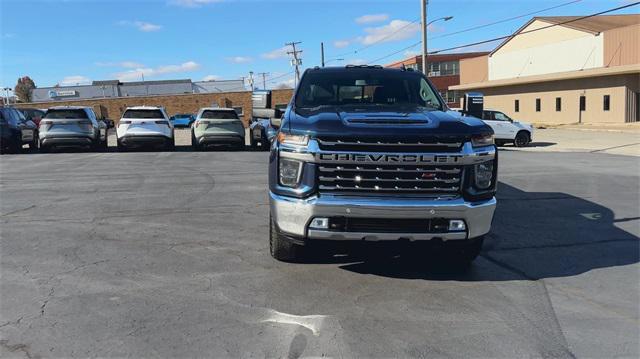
[536,98,541,112]
[233,106,244,116]
[427,61,459,76]
[515,99,520,112]
[580,96,586,111]
[603,95,610,111]
[556,97,562,112]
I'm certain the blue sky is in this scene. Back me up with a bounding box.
[1,0,638,90]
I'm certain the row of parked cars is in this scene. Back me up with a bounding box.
[0,105,277,154]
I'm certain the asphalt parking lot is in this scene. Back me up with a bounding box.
[1,148,638,358]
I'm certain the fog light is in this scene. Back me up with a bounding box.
[310,217,329,229]
[449,219,466,232]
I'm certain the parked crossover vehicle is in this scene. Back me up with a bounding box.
[117,106,175,151]
[20,108,46,127]
[268,66,497,266]
[38,106,107,152]
[0,107,38,153]
[191,108,245,150]
[482,110,533,147]
[169,113,195,128]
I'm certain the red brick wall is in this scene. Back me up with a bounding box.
[16,89,294,127]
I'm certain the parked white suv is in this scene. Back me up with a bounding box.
[116,106,175,151]
[481,110,533,147]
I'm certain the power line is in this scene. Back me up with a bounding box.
[429,1,640,54]
[285,41,303,87]
[367,1,640,64]
[430,0,583,41]
[331,0,583,61]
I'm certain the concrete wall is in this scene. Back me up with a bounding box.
[16,89,294,127]
[489,20,603,80]
[459,55,488,85]
[604,24,640,68]
[480,74,637,124]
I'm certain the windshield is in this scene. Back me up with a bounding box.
[201,110,238,119]
[123,109,164,119]
[44,109,88,119]
[174,114,192,118]
[295,70,443,110]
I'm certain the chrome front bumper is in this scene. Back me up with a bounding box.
[270,192,496,242]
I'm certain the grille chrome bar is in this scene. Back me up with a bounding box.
[318,166,461,174]
[319,185,460,192]
[318,139,461,148]
[318,162,463,194]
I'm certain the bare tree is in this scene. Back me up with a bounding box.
[14,76,36,102]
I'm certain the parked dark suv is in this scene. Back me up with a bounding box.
[0,107,38,154]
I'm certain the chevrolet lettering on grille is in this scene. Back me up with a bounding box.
[317,153,463,164]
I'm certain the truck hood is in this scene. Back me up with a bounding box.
[286,106,493,140]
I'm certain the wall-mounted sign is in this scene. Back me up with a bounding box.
[49,90,77,98]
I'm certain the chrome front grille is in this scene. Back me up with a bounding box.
[318,163,463,194]
[317,137,464,153]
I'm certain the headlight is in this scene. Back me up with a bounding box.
[474,161,494,189]
[279,158,303,187]
[471,133,494,147]
[277,132,309,146]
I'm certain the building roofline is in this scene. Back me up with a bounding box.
[450,64,640,90]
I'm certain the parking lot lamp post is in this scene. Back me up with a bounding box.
[421,0,453,74]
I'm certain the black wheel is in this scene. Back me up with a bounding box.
[191,132,201,151]
[165,138,175,151]
[29,132,39,151]
[269,215,301,262]
[514,131,530,147]
[116,139,127,152]
[102,137,109,151]
[39,139,49,153]
[439,236,484,268]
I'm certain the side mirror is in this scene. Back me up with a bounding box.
[270,116,282,129]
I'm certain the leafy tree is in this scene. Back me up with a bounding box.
[14,76,36,102]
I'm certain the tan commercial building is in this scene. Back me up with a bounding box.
[451,15,640,124]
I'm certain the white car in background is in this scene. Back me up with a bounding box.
[481,110,533,147]
[116,106,175,151]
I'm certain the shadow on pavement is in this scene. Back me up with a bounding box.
[500,142,556,148]
[329,182,639,281]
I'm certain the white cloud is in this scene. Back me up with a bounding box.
[333,40,351,48]
[355,14,389,25]
[118,20,162,32]
[96,61,145,68]
[114,61,201,82]
[360,20,420,45]
[2,33,16,39]
[202,75,221,81]
[261,46,290,60]
[60,76,91,86]
[404,50,420,57]
[226,56,253,64]
[274,78,295,89]
[169,0,224,7]
[344,59,367,66]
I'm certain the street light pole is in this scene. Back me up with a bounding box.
[421,0,428,75]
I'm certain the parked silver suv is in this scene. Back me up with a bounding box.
[39,106,107,152]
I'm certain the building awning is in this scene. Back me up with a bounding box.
[451,64,640,91]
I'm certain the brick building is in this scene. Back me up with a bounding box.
[16,89,294,128]
[385,52,490,107]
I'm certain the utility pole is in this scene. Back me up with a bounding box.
[248,71,254,91]
[286,41,303,87]
[256,72,269,90]
[321,42,325,67]
[421,0,429,75]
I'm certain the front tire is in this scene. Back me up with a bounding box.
[514,131,530,147]
[29,132,39,151]
[165,138,175,151]
[270,215,302,262]
[439,236,484,268]
[191,132,202,151]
